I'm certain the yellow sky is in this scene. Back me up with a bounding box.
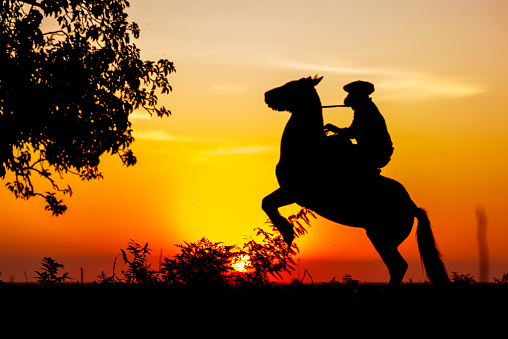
[1,0,508,283]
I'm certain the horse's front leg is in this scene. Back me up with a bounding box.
[262,188,295,246]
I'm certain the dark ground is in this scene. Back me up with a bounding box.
[2,282,507,335]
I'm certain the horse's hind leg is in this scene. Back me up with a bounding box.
[262,188,295,246]
[367,231,408,291]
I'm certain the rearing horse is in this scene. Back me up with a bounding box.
[262,76,450,289]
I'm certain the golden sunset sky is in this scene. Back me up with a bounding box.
[1,0,508,283]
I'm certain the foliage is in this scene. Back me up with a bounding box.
[158,210,314,288]
[451,272,477,285]
[0,0,175,215]
[34,257,72,286]
[494,273,508,284]
[232,208,315,287]
[96,271,121,285]
[317,274,361,289]
[120,239,158,285]
[160,237,237,288]
[287,208,315,238]
[239,226,297,286]
[95,257,121,285]
[342,273,361,286]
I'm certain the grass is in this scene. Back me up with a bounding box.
[3,277,508,306]
[2,278,508,336]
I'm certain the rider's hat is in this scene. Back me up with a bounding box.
[343,81,375,96]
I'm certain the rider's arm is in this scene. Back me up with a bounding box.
[324,123,341,134]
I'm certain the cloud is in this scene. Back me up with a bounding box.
[276,59,483,100]
[279,60,378,76]
[133,129,200,142]
[377,73,483,100]
[129,111,152,120]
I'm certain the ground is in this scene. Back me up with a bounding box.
[2,282,507,333]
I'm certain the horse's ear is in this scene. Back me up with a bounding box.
[312,75,323,86]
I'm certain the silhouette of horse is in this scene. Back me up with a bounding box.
[262,76,450,289]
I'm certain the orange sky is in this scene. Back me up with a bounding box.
[2,0,508,283]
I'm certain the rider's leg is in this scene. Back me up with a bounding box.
[367,231,408,292]
[262,188,296,246]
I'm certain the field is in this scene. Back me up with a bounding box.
[3,239,507,334]
[2,281,508,335]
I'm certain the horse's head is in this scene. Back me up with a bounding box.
[265,76,323,113]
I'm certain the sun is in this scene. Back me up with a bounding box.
[232,254,251,272]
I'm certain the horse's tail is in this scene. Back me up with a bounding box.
[415,208,451,287]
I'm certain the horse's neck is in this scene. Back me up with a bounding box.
[297,95,324,126]
[286,104,324,135]
[281,105,326,155]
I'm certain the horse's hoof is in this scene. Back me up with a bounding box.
[274,217,294,247]
[284,233,294,247]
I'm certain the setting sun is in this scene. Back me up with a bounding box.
[232,255,251,273]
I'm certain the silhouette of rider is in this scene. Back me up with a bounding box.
[324,81,393,175]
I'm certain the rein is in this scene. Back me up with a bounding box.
[322,105,347,108]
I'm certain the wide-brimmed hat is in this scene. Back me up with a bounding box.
[343,80,375,96]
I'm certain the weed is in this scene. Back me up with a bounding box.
[451,272,477,285]
[120,240,158,285]
[160,237,236,287]
[494,273,508,284]
[34,257,72,286]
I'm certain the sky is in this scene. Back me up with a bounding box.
[1,0,508,283]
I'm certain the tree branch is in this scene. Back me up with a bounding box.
[19,0,43,9]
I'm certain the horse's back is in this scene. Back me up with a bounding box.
[295,174,417,229]
[377,176,414,201]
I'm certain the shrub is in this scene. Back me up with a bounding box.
[494,273,508,284]
[95,257,121,285]
[451,272,476,285]
[34,257,72,286]
[160,237,236,287]
[120,240,158,285]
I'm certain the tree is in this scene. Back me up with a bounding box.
[0,0,175,215]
